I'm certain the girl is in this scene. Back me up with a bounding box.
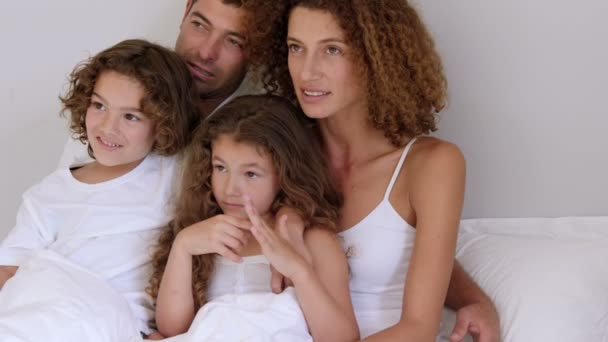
[148,94,359,341]
[258,1,501,341]
[0,39,199,339]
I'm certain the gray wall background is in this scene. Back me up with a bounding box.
[1,0,606,238]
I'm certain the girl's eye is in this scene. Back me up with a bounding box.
[124,113,140,122]
[245,171,258,179]
[91,101,105,111]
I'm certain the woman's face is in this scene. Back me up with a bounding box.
[287,6,366,120]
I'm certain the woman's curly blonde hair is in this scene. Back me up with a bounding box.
[147,94,342,312]
[59,39,199,157]
[254,0,448,147]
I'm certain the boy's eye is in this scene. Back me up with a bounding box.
[91,101,105,111]
[124,113,140,122]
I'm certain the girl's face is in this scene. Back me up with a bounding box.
[85,71,155,168]
[211,134,280,220]
[286,6,366,120]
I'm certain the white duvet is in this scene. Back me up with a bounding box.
[163,288,312,342]
[0,249,312,342]
[0,249,142,342]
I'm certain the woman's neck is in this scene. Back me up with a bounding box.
[318,108,394,170]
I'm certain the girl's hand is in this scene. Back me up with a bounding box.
[244,196,309,280]
[176,215,251,262]
[271,207,312,293]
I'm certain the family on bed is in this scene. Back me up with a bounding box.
[0,1,501,341]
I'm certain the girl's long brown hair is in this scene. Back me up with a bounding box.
[148,94,342,311]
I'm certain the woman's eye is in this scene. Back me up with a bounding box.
[326,46,342,55]
[213,165,226,172]
[245,171,258,179]
[288,44,302,53]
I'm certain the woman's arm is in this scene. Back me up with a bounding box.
[445,262,500,342]
[0,266,18,289]
[294,228,359,342]
[364,141,465,342]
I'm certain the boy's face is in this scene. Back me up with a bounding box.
[211,134,280,221]
[85,71,155,168]
[175,0,249,102]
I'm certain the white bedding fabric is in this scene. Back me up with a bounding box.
[456,216,608,342]
[0,249,142,342]
[163,288,312,342]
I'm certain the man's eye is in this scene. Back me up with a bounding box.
[231,39,242,48]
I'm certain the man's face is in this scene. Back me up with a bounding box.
[175,0,248,100]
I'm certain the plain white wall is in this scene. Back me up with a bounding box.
[1,0,607,238]
[417,0,608,218]
[0,1,183,238]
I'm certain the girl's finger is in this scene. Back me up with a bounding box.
[243,195,265,229]
[218,246,242,263]
[221,235,245,252]
[251,225,269,247]
[222,224,250,246]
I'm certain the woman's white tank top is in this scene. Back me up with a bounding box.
[338,138,418,338]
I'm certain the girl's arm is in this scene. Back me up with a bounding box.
[245,200,359,342]
[155,214,251,336]
[154,234,195,337]
[363,141,465,342]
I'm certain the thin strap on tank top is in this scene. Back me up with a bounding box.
[383,137,418,200]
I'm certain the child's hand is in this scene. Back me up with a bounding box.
[244,196,308,281]
[176,215,251,262]
[271,208,311,293]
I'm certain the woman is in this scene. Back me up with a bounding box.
[256,1,500,341]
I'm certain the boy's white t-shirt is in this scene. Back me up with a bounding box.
[0,153,177,333]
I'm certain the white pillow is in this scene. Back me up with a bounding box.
[455,217,608,342]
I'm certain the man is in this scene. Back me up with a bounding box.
[4,1,501,341]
